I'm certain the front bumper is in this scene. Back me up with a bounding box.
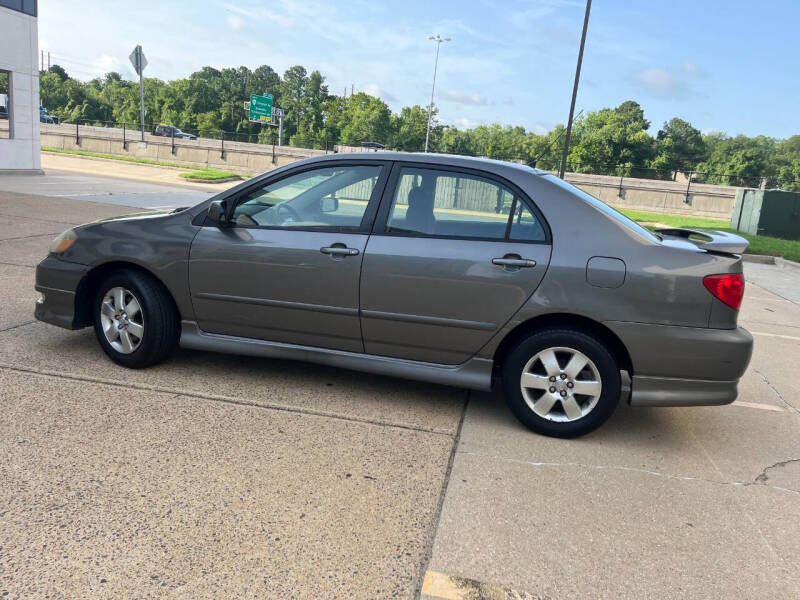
[605,321,753,407]
[34,256,89,330]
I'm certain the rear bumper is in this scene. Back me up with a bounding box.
[34,256,89,330]
[629,376,739,407]
[605,321,753,407]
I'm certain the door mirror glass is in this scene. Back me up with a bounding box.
[207,200,229,227]
[320,196,339,213]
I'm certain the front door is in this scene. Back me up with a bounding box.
[360,164,552,364]
[189,162,387,352]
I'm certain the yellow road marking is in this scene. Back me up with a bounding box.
[732,400,785,412]
[421,570,545,599]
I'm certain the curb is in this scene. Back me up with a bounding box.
[743,254,775,264]
[776,257,800,271]
[181,176,243,184]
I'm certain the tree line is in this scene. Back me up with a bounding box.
[38,63,799,190]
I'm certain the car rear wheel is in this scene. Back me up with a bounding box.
[502,328,620,438]
[92,269,179,368]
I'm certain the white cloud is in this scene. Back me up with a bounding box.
[227,15,244,30]
[438,90,489,106]
[629,67,688,99]
[629,61,707,100]
[452,117,481,130]
[682,61,706,78]
[363,83,397,102]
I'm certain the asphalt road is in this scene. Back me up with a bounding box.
[0,174,798,599]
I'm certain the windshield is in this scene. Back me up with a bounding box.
[544,175,660,242]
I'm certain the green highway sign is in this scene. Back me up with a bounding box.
[249,93,273,122]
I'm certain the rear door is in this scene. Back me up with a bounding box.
[360,164,552,365]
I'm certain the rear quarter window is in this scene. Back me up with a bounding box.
[544,175,659,242]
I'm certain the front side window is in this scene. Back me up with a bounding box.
[386,167,546,241]
[231,164,381,230]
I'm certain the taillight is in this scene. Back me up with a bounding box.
[703,273,744,310]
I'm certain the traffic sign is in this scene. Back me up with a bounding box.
[248,93,273,122]
[129,45,148,76]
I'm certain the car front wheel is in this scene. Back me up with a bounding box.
[92,269,179,368]
[502,328,620,438]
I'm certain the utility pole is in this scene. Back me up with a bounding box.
[559,0,591,179]
[425,34,450,152]
[41,50,44,71]
[47,51,50,70]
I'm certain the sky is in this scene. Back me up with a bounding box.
[37,0,800,138]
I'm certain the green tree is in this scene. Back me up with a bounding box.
[336,92,392,146]
[391,105,432,151]
[280,65,308,141]
[652,117,707,175]
[566,101,655,175]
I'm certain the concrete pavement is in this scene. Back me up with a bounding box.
[0,190,465,598]
[1,179,799,599]
[421,266,800,600]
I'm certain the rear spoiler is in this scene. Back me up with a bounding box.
[656,228,749,255]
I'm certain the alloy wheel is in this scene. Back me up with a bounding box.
[99,286,144,354]
[520,346,602,422]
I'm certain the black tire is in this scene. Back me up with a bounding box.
[92,269,179,368]
[501,328,620,438]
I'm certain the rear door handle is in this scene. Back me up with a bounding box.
[320,246,360,256]
[492,257,537,268]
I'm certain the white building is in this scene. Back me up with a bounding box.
[0,0,41,173]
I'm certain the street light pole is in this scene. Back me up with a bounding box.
[558,0,591,179]
[425,34,450,153]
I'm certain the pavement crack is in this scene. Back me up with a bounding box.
[754,458,800,486]
[0,232,63,242]
[0,260,35,268]
[0,320,36,333]
[754,368,800,416]
[0,363,457,438]
[459,452,800,496]
[413,390,470,599]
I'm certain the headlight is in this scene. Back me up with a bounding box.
[49,229,77,254]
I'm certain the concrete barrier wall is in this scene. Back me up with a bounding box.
[35,123,738,220]
[563,172,737,220]
[39,123,322,174]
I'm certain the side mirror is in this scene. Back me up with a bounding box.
[320,196,339,213]
[207,200,230,227]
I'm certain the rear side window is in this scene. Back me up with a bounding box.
[386,166,546,241]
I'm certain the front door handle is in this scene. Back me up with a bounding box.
[320,245,360,257]
[492,256,537,268]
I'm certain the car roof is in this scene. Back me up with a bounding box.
[300,151,550,177]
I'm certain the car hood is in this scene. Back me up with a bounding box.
[79,208,187,229]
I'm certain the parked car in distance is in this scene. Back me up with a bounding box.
[39,105,58,124]
[34,153,753,437]
[361,141,385,150]
[0,105,7,120]
[153,123,197,140]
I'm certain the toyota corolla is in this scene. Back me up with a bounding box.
[34,153,753,437]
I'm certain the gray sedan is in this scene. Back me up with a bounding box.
[34,153,753,437]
